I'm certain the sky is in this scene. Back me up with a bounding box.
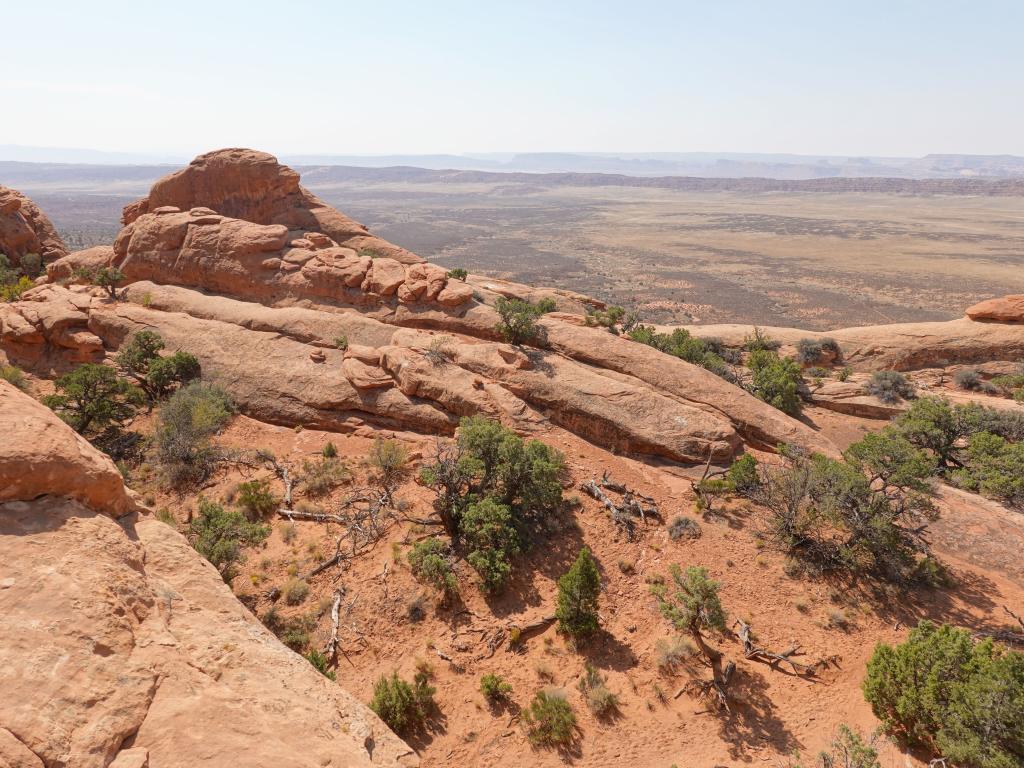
[2,0,1023,158]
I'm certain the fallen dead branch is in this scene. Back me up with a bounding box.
[324,587,345,664]
[580,471,659,539]
[733,619,839,677]
[508,614,557,648]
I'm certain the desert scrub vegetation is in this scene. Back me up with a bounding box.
[523,689,576,748]
[282,577,310,605]
[0,254,37,301]
[43,363,144,435]
[304,649,336,681]
[667,515,701,540]
[479,673,513,703]
[651,565,726,659]
[116,330,200,404]
[746,349,805,415]
[446,267,468,281]
[555,548,601,640]
[577,663,618,717]
[865,370,915,404]
[154,381,235,487]
[893,397,1024,507]
[494,296,550,345]
[627,325,739,381]
[187,497,269,582]
[654,636,697,673]
[236,479,277,519]
[785,725,881,768]
[863,620,1024,768]
[407,538,458,600]
[0,364,27,390]
[746,432,941,582]
[299,455,349,497]
[369,670,436,735]
[795,337,841,365]
[743,326,782,353]
[420,415,565,592]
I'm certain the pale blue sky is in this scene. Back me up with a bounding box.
[3,0,1022,157]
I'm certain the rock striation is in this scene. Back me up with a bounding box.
[0,185,67,268]
[0,381,415,768]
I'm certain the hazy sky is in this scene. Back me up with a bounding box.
[3,0,1023,157]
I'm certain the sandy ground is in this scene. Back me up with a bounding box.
[119,411,1024,768]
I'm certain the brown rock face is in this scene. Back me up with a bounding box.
[0,186,67,268]
[121,148,422,264]
[0,383,415,768]
[965,295,1024,323]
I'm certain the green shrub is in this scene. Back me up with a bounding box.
[420,416,565,591]
[627,325,738,382]
[651,564,726,645]
[446,267,468,281]
[154,381,234,487]
[236,479,278,519]
[90,266,126,300]
[535,297,558,314]
[369,670,436,735]
[0,364,27,390]
[584,304,624,329]
[322,441,338,458]
[863,621,1024,767]
[0,275,33,302]
[866,370,915,404]
[407,538,458,597]
[837,365,853,382]
[188,497,269,581]
[333,334,348,350]
[555,548,601,639]
[523,689,576,747]
[18,252,42,278]
[305,648,336,680]
[747,350,804,415]
[743,327,781,352]
[495,296,545,345]
[753,432,937,580]
[727,453,759,493]
[480,673,512,702]
[950,432,1024,507]
[462,497,518,592]
[42,363,143,435]
[116,330,199,402]
[369,438,408,489]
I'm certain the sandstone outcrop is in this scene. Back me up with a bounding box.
[676,317,1024,372]
[965,294,1024,323]
[108,207,475,314]
[121,149,422,265]
[0,186,67,268]
[0,382,415,768]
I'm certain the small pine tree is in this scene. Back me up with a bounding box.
[651,565,726,654]
[556,548,601,639]
[42,363,143,434]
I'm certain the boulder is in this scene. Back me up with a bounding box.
[0,380,136,515]
[120,148,422,264]
[966,295,1024,323]
[0,186,67,268]
[0,385,415,768]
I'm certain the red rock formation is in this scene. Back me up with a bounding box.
[0,186,67,268]
[121,148,422,264]
[965,295,1024,323]
[0,381,415,768]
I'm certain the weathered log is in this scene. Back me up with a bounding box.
[733,619,838,677]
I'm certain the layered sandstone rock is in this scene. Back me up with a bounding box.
[965,295,1024,323]
[0,186,67,268]
[676,318,1024,372]
[120,148,422,265]
[108,207,473,312]
[0,382,415,768]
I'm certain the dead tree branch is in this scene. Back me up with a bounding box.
[580,471,659,539]
[733,619,838,677]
